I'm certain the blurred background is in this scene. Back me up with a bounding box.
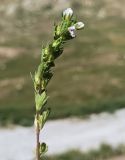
[0,0,125,160]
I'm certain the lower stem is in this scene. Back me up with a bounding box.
[36,112,40,160]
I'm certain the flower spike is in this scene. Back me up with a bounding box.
[33,8,85,160]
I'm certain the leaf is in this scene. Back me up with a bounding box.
[40,142,48,156]
[35,91,48,111]
[30,72,34,82]
[40,109,49,128]
[39,108,51,129]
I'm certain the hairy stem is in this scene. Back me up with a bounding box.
[36,112,40,160]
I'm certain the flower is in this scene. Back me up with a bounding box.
[75,22,85,30]
[63,8,73,20]
[68,26,76,38]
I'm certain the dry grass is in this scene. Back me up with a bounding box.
[0,77,25,99]
[109,155,125,160]
[0,47,24,59]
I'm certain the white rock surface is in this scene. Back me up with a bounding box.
[0,109,125,160]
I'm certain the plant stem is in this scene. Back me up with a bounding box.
[32,8,84,160]
[36,112,40,160]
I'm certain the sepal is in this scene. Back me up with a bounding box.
[35,91,48,111]
[39,108,51,129]
[40,142,48,156]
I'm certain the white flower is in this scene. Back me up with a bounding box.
[63,8,73,19]
[75,22,85,30]
[68,26,76,38]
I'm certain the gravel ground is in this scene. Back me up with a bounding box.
[0,109,125,160]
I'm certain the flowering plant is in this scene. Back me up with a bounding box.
[31,8,84,160]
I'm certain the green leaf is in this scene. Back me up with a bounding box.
[39,108,51,129]
[30,72,34,82]
[40,142,48,156]
[35,91,48,111]
[34,64,43,84]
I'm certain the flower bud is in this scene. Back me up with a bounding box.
[75,22,85,30]
[34,72,40,84]
[63,8,73,20]
[68,26,76,38]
